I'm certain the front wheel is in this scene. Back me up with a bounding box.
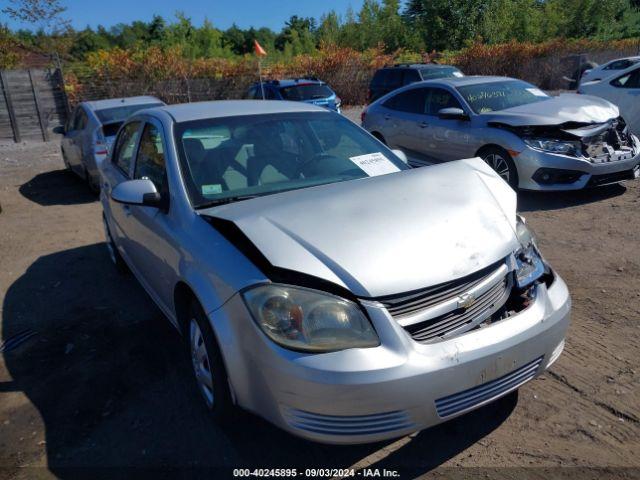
[187,300,235,420]
[480,147,519,189]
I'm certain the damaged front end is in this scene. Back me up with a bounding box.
[495,117,639,164]
[492,117,640,187]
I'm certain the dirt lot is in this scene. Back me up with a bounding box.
[0,118,639,478]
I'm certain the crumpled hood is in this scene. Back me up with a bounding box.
[201,158,520,297]
[482,93,619,127]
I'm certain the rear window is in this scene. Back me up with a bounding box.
[419,67,463,80]
[95,103,164,124]
[280,84,334,101]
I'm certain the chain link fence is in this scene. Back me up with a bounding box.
[60,40,640,108]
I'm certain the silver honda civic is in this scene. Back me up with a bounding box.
[362,76,640,190]
[99,100,570,444]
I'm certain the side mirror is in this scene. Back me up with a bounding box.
[438,107,469,121]
[111,179,161,208]
[391,149,408,165]
[52,125,65,135]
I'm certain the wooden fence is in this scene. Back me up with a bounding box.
[0,68,69,143]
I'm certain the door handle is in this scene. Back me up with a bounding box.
[419,121,429,128]
[122,205,132,217]
[384,114,391,120]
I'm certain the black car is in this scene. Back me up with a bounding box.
[368,64,463,102]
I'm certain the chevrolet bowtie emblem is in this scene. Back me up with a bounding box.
[458,292,477,309]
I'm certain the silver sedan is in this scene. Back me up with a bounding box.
[362,76,640,190]
[99,100,570,444]
[56,96,164,191]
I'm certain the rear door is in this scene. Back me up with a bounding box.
[380,88,430,166]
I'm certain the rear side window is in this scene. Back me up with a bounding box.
[135,123,167,191]
[383,88,427,114]
[611,69,640,88]
[73,108,88,131]
[371,70,388,86]
[386,69,403,87]
[112,121,141,176]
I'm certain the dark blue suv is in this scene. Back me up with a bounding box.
[246,78,341,113]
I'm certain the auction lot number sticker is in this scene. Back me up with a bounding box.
[349,152,400,177]
[233,468,400,477]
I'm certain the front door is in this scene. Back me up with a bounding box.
[125,120,178,313]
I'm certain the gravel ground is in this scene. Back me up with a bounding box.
[0,118,639,478]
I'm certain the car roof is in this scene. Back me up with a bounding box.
[146,100,328,123]
[604,56,640,64]
[83,96,163,111]
[383,64,458,70]
[256,78,325,88]
[418,75,516,87]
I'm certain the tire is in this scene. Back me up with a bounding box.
[479,146,519,190]
[186,300,235,421]
[102,213,128,274]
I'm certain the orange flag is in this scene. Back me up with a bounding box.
[254,39,267,57]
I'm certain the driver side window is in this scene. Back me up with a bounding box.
[425,88,462,115]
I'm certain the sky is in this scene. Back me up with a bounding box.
[0,0,366,31]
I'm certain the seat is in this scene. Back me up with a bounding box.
[247,129,300,186]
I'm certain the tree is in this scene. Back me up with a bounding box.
[2,0,68,32]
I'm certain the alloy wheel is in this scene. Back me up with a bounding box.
[190,318,214,408]
[483,153,511,183]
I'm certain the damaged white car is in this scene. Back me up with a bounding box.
[362,76,640,190]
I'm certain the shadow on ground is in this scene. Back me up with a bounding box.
[2,242,517,476]
[19,169,96,206]
[518,183,627,212]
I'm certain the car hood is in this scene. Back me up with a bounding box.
[201,158,520,298]
[481,93,619,127]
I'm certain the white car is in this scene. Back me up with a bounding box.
[580,56,640,84]
[579,63,640,134]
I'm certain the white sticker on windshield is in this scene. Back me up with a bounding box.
[526,88,548,97]
[453,71,464,77]
[349,152,400,177]
[201,184,223,195]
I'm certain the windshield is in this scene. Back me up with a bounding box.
[419,67,463,80]
[280,84,334,101]
[95,103,164,124]
[174,112,408,208]
[456,80,550,113]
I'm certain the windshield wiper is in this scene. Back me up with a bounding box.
[195,194,261,209]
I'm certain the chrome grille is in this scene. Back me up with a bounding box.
[376,260,505,318]
[405,275,510,342]
[282,408,415,436]
[372,261,512,343]
[435,356,543,418]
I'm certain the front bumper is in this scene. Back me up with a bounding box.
[211,274,571,444]
[516,136,640,190]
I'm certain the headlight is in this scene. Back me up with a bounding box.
[523,138,581,157]
[242,284,379,353]
[514,217,546,289]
